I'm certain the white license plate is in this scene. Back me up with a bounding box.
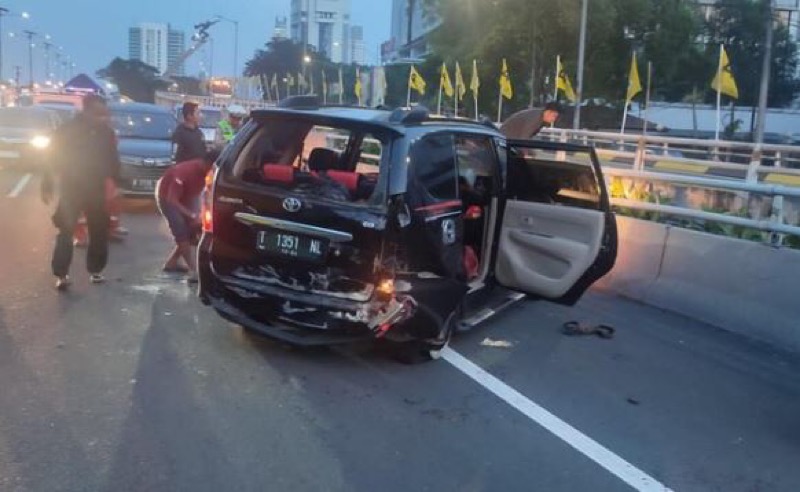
[132,179,157,191]
[0,150,20,159]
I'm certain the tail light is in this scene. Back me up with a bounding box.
[201,167,217,233]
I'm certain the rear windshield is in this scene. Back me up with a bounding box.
[231,117,388,207]
[111,110,176,140]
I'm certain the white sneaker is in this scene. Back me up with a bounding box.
[89,274,106,284]
[55,276,71,291]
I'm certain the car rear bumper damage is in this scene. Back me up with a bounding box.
[200,270,418,347]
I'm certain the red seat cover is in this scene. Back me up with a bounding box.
[262,164,294,184]
[325,170,360,192]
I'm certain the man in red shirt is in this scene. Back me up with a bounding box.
[156,149,220,281]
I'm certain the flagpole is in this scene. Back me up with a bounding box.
[715,44,723,141]
[621,105,629,135]
[553,56,559,102]
[338,68,343,105]
[455,63,459,116]
[621,51,633,135]
[497,90,503,124]
[644,61,652,136]
[407,66,412,107]
[552,56,559,128]
[437,70,443,115]
[473,60,479,120]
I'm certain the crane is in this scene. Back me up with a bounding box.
[164,18,219,79]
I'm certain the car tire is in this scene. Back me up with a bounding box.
[394,309,458,365]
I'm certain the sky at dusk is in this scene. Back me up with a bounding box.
[1,0,391,82]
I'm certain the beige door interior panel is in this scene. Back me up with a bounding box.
[496,200,604,298]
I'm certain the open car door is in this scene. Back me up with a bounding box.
[496,140,617,305]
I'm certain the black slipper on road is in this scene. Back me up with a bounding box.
[163,265,189,273]
[562,321,616,339]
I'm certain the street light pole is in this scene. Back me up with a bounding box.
[573,0,588,130]
[755,0,774,145]
[0,7,7,84]
[23,29,35,88]
[214,15,239,77]
[0,8,29,86]
[43,41,53,83]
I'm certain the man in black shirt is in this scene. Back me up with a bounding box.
[172,101,206,163]
[500,102,562,139]
[42,94,121,290]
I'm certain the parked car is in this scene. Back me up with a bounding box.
[0,106,60,168]
[35,103,78,125]
[197,98,618,362]
[110,102,177,195]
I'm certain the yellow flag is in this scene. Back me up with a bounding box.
[500,58,513,100]
[322,70,327,99]
[626,52,642,104]
[270,73,278,89]
[556,56,576,102]
[286,73,294,87]
[298,72,306,89]
[440,62,454,98]
[354,67,362,102]
[711,45,739,99]
[470,59,480,97]
[455,61,467,101]
[409,65,426,95]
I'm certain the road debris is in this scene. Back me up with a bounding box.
[480,338,514,349]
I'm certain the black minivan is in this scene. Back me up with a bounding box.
[197,99,617,361]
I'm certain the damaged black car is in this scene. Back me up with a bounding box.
[197,98,617,362]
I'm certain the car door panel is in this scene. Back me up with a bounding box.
[497,140,617,304]
[496,201,605,298]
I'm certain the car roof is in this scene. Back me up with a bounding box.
[108,102,171,114]
[250,105,503,137]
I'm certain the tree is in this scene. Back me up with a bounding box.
[421,0,716,115]
[705,0,799,108]
[96,58,168,103]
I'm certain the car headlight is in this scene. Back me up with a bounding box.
[30,136,51,149]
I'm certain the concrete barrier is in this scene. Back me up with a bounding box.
[596,216,800,352]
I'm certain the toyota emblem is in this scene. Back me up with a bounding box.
[282,197,302,212]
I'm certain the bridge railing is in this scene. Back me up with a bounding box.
[154,91,272,112]
[539,128,800,186]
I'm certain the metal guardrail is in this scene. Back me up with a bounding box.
[155,91,272,111]
[540,128,800,185]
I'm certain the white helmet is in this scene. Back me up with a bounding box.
[227,104,247,117]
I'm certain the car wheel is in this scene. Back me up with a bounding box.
[395,310,458,365]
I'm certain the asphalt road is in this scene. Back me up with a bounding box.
[1,166,799,492]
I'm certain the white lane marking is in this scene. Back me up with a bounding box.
[442,347,673,492]
[7,173,32,198]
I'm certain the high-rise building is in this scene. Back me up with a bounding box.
[274,17,289,40]
[167,29,186,76]
[290,0,351,63]
[383,0,440,63]
[128,23,186,75]
[350,25,366,65]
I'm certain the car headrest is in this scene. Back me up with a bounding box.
[308,148,340,172]
[326,170,360,193]
[262,164,294,184]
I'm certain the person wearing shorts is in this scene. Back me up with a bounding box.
[156,149,220,281]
